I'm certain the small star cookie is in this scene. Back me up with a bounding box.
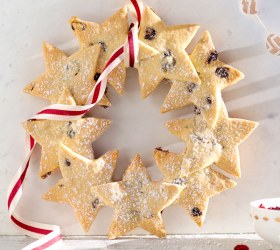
[138,7,200,98]
[161,31,244,126]
[43,143,119,232]
[91,154,183,239]
[23,90,111,178]
[166,101,258,177]
[154,149,236,226]
[23,42,110,106]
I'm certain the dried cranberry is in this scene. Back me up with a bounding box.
[173,177,187,186]
[162,49,176,72]
[41,171,52,179]
[67,128,76,139]
[206,96,213,105]
[269,206,280,210]
[155,147,169,153]
[92,198,99,209]
[100,105,109,109]
[191,207,202,217]
[65,158,71,167]
[65,61,80,76]
[98,41,107,52]
[259,204,280,210]
[94,73,101,81]
[194,106,201,115]
[187,83,197,93]
[259,204,265,209]
[144,27,156,40]
[207,50,218,64]
[193,134,203,142]
[215,67,229,78]
[234,245,249,250]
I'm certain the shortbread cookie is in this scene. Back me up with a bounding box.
[43,143,119,232]
[23,42,110,106]
[70,7,128,95]
[138,7,200,98]
[166,101,258,177]
[154,149,236,226]
[70,8,159,95]
[91,154,183,239]
[161,31,244,126]
[23,90,111,178]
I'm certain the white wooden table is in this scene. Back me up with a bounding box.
[0,234,270,250]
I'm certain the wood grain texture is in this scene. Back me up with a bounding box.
[0,234,270,250]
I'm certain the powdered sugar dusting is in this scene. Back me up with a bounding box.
[94,156,181,237]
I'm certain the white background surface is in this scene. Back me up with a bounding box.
[0,0,280,236]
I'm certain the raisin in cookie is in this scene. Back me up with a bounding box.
[154,149,236,226]
[162,31,244,126]
[43,143,119,232]
[91,154,183,239]
[137,7,200,98]
[166,101,258,177]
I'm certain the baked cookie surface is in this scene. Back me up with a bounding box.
[138,7,200,98]
[23,90,111,178]
[43,144,119,232]
[91,154,183,239]
[162,31,244,126]
[154,149,236,226]
[23,42,110,106]
[166,101,258,177]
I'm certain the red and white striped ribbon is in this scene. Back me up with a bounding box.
[7,1,143,249]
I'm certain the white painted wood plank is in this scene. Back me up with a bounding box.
[0,234,270,250]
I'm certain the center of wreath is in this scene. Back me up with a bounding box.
[91,69,186,179]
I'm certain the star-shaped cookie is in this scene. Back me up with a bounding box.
[70,7,159,95]
[166,101,258,177]
[161,31,244,126]
[23,42,110,106]
[91,154,183,239]
[43,143,119,232]
[23,90,111,178]
[137,7,200,98]
[154,149,236,226]
[70,7,128,95]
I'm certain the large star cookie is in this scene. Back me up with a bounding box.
[91,154,183,239]
[138,7,200,98]
[43,143,119,232]
[23,42,110,106]
[166,101,258,177]
[70,7,127,95]
[161,31,244,126]
[23,90,111,178]
[154,149,236,226]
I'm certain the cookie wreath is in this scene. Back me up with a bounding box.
[16,1,257,242]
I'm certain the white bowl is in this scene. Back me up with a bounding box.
[250,198,280,249]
